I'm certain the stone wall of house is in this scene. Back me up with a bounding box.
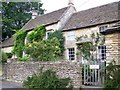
[105,32,120,64]
[3,60,82,88]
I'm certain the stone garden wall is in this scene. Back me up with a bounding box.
[3,59,82,88]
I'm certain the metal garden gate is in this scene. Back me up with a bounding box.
[83,46,107,86]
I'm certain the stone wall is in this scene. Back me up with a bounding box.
[3,60,82,88]
[105,33,120,64]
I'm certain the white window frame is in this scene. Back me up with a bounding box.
[46,31,52,39]
[98,45,106,61]
[99,25,108,32]
[68,48,75,60]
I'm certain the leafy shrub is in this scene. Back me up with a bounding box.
[1,51,8,64]
[6,52,13,58]
[18,55,30,62]
[25,38,61,61]
[48,30,65,56]
[104,61,120,90]
[25,26,65,61]
[26,25,46,43]
[23,69,73,89]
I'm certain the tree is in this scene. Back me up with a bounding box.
[2,2,44,40]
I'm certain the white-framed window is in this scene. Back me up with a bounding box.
[46,31,52,39]
[68,48,75,60]
[66,31,75,40]
[99,25,108,32]
[98,46,106,60]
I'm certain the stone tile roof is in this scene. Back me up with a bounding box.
[22,7,68,31]
[2,1,120,48]
[63,1,120,31]
[2,37,14,48]
[2,7,68,47]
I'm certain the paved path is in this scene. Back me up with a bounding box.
[0,80,24,90]
[82,85,103,90]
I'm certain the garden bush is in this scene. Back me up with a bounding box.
[48,30,65,56]
[25,38,61,61]
[1,51,8,64]
[23,69,73,89]
[6,52,13,58]
[18,55,30,62]
[25,28,65,61]
[104,61,120,90]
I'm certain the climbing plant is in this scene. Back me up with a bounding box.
[13,30,27,58]
[76,32,105,61]
[26,25,46,43]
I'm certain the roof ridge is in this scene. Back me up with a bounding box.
[75,1,119,14]
[35,6,68,18]
[63,1,119,31]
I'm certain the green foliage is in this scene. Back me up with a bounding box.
[1,51,8,64]
[25,38,61,61]
[2,2,44,40]
[78,42,92,60]
[26,25,46,42]
[6,52,13,58]
[48,30,65,56]
[76,32,105,61]
[25,27,64,61]
[13,30,27,58]
[104,61,120,90]
[23,69,72,89]
[18,55,30,62]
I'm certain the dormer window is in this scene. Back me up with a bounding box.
[99,25,108,32]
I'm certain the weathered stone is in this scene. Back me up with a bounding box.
[3,60,82,88]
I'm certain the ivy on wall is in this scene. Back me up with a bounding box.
[13,30,27,58]
[13,25,65,61]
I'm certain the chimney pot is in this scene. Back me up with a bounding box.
[32,10,38,19]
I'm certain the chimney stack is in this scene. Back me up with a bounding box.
[32,10,38,19]
[68,0,74,6]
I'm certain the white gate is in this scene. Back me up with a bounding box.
[82,45,107,86]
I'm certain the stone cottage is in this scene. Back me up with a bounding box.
[2,1,120,64]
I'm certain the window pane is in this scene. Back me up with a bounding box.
[68,48,75,60]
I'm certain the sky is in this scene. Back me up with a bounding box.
[41,0,120,13]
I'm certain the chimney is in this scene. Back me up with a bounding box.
[68,0,74,6]
[32,10,38,19]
